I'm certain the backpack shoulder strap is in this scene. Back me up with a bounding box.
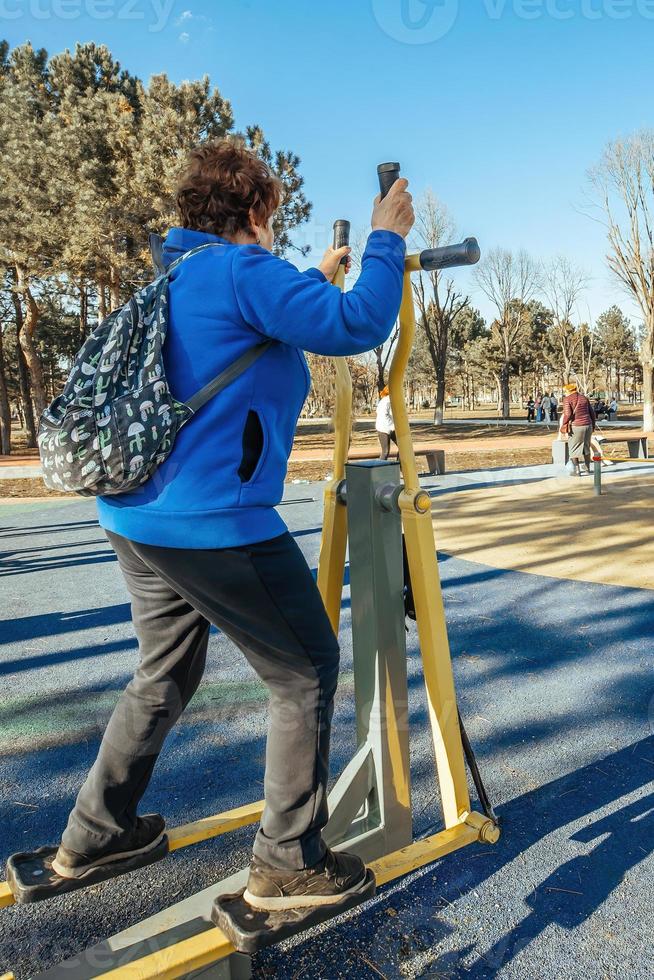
[160,240,270,415]
[186,340,273,415]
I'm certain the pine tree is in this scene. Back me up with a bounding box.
[594,306,638,399]
[0,42,64,421]
[0,40,313,453]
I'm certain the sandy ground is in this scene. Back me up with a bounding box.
[431,464,654,591]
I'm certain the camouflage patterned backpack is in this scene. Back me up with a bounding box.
[38,243,271,496]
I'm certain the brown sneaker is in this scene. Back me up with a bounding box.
[243,848,367,912]
[51,814,165,880]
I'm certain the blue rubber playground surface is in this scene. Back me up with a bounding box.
[1,469,653,978]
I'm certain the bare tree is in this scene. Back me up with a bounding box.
[543,256,588,382]
[576,318,595,396]
[412,190,469,425]
[589,132,654,430]
[474,248,542,418]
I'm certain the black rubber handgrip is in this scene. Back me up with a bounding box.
[377,162,400,200]
[419,237,481,272]
[333,219,351,265]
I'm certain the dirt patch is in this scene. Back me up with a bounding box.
[0,479,74,499]
[294,419,553,455]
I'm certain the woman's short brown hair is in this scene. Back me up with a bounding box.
[176,139,282,239]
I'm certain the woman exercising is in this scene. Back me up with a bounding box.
[48,140,414,911]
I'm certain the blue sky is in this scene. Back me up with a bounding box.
[3,0,653,325]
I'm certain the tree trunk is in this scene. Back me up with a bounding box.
[14,265,48,419]
[433,375,445,425]
[642,319,654,431]
[109,264,121,312]
[642,366,653,430]
[432,358,446,426]
[500,362,511,419]
[0,326,11,455]
[375,347,385,391]
[11,291,37,448]
[79,283,88,347]
[98,276,108,321]
[426,320,448,427]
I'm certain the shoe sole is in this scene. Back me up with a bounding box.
[7,837,169,904]
[243,872,368,911]
[51,831,166,880]
[214,870,376,954]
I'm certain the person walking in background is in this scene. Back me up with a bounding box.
[550,392,558,423]
[376,385,397,460]
[561,382,596,477]
[541,392,552,423]
[526,396,535,422]
[535,391,543,422]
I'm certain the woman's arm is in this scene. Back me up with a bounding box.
[231,230,405,356]
[302,267,328,283]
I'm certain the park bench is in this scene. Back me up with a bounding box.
[348,446,446,474]
[552,431,651,465]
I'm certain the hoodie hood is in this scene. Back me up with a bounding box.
[162,227,229,268]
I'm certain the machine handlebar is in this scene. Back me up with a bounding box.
[377,162,401,200]
[376,163,480,270]
[332,219,351,265]
[419,237,481,272]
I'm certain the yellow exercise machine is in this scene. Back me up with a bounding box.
[1,162,498,979]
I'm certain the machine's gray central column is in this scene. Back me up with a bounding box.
[343,459,413,855]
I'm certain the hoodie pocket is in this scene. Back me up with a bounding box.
[238,409,268,484]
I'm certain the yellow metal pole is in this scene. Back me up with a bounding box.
[90,820,493,979]
[0,883,13,910]
[167,800,264,851]
[96,929,236,980]
[1,800,265,910]
[389,266,472,828]
[316,253,352,634]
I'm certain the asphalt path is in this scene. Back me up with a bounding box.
[1,473,652,979]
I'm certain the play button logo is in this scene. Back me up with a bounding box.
[372,0,459,44]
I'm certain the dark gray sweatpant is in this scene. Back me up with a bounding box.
[61,530,340,871]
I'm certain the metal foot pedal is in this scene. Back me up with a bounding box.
[211,869,376,954]
[6,837,169,904]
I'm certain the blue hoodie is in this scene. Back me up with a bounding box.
[96,227,405,549]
